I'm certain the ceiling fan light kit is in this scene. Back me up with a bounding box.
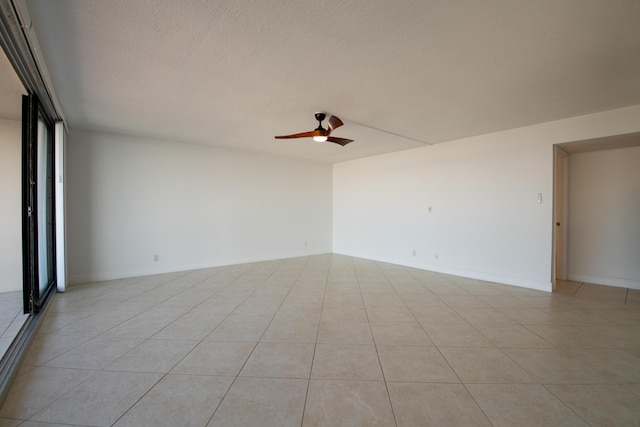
[275,112,354,146]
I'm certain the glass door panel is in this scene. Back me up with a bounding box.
[37,115,54,293]
[22,94,56,313]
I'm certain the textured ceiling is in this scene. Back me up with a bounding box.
[25,0,640,163]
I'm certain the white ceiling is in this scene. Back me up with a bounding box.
[24,0,640,163]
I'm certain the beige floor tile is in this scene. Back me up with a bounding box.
[440,295,490,308]
[401,293,447,308]
[9,421,70,427]
[311,344,383,380]
[35,311,93,335]
[365,304,415,322]
[421,322,493,347]
[555,280,582,296]
[240,342,314,378]
[51,310,134,337]
[275,302,323,321]
[323,291,363,306]
[103,309,184,339]
[361,293,404,305]
[467,384,588,427]
[440,347,534,383]
[4,256,639,427]
[171,341,255,376]
[411,306,467,324]
[388,382,492,427]
[0,367,95,420]
[105,339,198,373]
[546,384,640,427]
[21,333,91,366]
[206,317,270,341]
[427,285,471,296]
[114,374,234,427]
[43,335,144,370]
[30,371,162,427]
[321,304,368,322]
[261,319,319,343]
[393,284,433,297]
[626,292,640,307]
[454,307,516,324]
[477,295,534,308]
[535,309,612,326]
[317,320,373,344]
[188,298,241,317]
[579,282,627,295]
[473,323,554,348]
[152,315,224,340]
[598,308,640,326]
[377,345,458,383]
[581,325,640,348]
[207,377,307,427]
[526,325,615,348]
[232,297,283,318]
[498,308,557,325]
[565,348,640,382]
[303,380,395,427]
[502,348,612,384]
[370,321,433,346]
[628,383,640,398]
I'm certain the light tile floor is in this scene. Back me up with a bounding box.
[0,291,29,360]
[1,254,639,426]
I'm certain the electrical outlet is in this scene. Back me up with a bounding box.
[154,254,159,262]
[412,250,416,256]
[304,241,308,247]
[435,253,439,261]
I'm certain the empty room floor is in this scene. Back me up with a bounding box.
[1,254,639,426]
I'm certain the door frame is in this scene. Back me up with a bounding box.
[22,93,57,314]
[552,146,569,289]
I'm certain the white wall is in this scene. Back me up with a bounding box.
[0,119,22,292]
[67,130,333,283]
[568,146,640,289]
[333,105,640,291]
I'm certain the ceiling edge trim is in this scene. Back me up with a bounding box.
[0,0,65,124]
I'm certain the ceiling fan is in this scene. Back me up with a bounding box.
[275,112,354,146]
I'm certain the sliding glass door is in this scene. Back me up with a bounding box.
[22,94,56,314]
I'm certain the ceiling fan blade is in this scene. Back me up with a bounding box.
[327,115,344,133]
[274,130,316,139]
[327,136,353,146]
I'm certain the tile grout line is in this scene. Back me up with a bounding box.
[366,261,400,427]
[299,256,330,427]
[202,257,313,427]
[573,282,584,296]
[74,264,257,427]
[385,264,498,426]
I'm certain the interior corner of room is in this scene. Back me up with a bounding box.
[1,0,640,408]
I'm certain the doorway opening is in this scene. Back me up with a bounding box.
[552,132,640,293]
